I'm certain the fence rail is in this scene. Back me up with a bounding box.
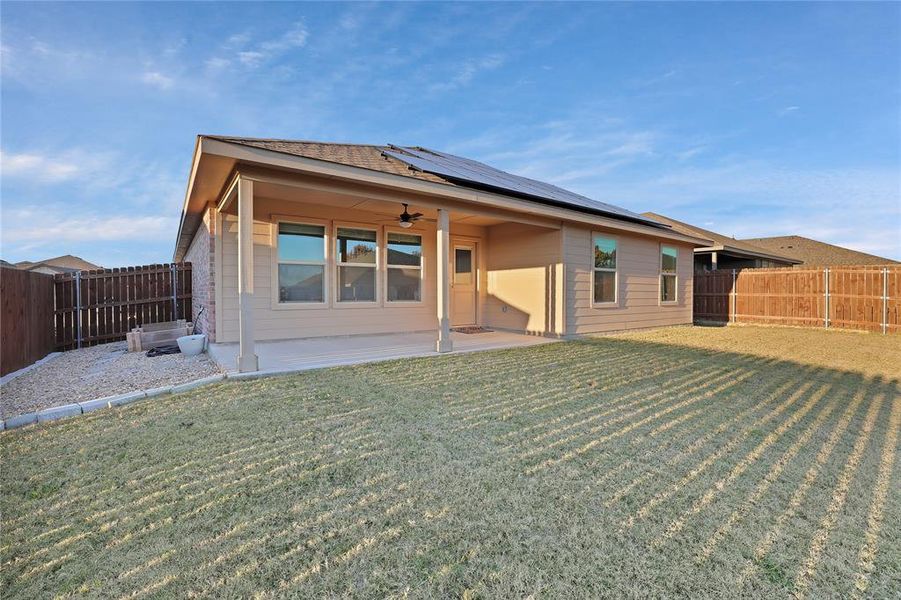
[0,267,56,376]
[694,265,899,334]
[54,263,192,350]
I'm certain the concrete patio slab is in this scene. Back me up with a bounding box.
[209,330,558,374]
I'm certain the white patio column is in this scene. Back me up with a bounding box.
[237,177,259,372]
[436,208,453,353]
[710,251,718,271]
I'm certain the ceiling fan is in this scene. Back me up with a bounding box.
[396,203,423,228]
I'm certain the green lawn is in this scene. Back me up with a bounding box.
[2,328,899,598]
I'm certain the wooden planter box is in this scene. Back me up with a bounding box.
[126,320,192,352]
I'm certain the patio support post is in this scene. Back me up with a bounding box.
[710,251,718,271]
[237,176,259,372]
[436,208,453,353]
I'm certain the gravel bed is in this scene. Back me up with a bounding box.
[0,342,223,419]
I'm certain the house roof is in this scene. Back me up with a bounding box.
[739,236,899,266]
[641,213,800,264]
[174,136,712,261]
[206,137,451,185]
[205,136,663,227]
[14,255,102,272]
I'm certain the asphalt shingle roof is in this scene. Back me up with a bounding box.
[641,213,797,262]
[207,136,663,227]
[740,236,899,266]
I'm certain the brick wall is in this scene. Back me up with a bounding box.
[185,204,217,341]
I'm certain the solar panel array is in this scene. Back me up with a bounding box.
[383,146,664,227]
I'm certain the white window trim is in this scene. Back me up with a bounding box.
[384,227,424,304]
[334,222,380,307]
[659,244,679,305]
[270,217,329,310]
[591,232,619,308]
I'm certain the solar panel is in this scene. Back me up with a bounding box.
[383,146,664,227]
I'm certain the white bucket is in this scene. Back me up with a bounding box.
[177,334,207,356]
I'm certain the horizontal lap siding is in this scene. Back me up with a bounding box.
[483,223,562,335]
[564,225,694,335]
[218,199,441,343]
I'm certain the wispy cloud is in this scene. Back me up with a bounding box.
[230,21,309,68]
[779,105,800,116]
[1,150,85,182]
[141,71,174,90]
[3,209,175,244]
[429,54,505,93]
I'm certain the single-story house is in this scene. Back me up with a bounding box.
[642,213,800,271]
[739,235,900,267]
[173,136,709,372]
[15,254,102,275]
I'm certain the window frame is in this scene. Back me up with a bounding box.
[270,217,329,310]
[384,227,424,304]
[334,222,380,306]
[659,244,679,305]
[591,232,619,308]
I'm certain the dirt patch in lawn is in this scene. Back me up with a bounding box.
[609,324,901,379]
[0,342,222,419]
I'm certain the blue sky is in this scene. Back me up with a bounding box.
[1,1,899,266]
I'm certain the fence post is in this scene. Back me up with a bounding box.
[74,270,83,349]
[824,268,830,329]
[731,269,737,323]
[883,267,888,335]
[170,263,178,321]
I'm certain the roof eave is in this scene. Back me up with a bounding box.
[173,137,713,257]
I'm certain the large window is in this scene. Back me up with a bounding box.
[277,223,326,303]
[386,232,422,302]
[660,245,678,302]
[336,227,377,302]
[593,234,617,304]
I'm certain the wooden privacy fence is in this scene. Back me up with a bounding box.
[0,267,56,376]
[54,263,192,350]
[694,265,900,334]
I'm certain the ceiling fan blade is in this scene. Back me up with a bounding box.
[409,213,424,219]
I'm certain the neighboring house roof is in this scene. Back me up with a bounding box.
[175,136,711,260]
[740,236,899,266]
[15,255,102,273]
[641,213,800,264]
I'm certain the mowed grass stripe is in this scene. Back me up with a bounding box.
[622,379,821,528]
[653,383,835,547]
[852,396,900,599]
[595,366,818,505]
[695,381,860,562]
[793,392,886,598]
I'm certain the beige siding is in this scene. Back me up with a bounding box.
[483,223,563,335]
[217,197,488,343]
[564,225,694,334]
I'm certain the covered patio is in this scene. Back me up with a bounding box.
[208,330,557,374]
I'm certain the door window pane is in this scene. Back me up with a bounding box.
[454,248,472,285]
[337,227,377,264]
[387,232,422,266]
[278,264,324,303]
[278,223,325,262]
[387,268,421,301]
[338,266,376,302]
[594,271,616,304]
